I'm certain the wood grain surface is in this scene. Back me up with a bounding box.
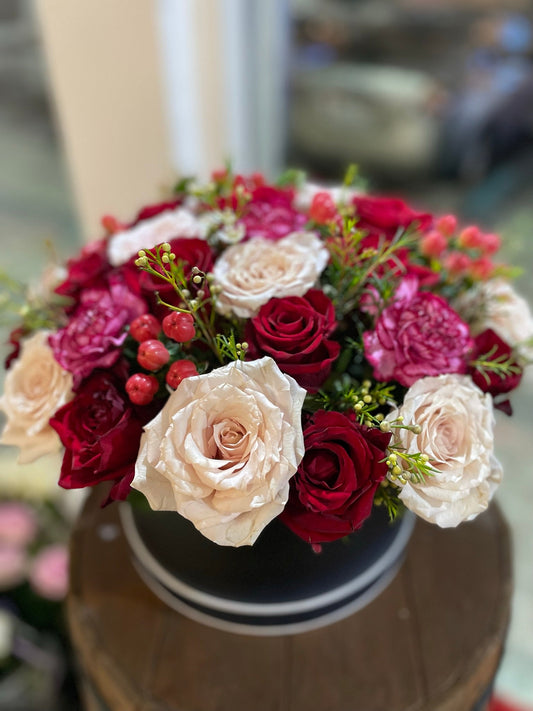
[68,491,512,711]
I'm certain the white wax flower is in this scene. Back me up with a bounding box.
[132,357,306,546]
[107,207,202,266]
[0,332,73,464]
[386,374,501,527]
[212,231,329,318]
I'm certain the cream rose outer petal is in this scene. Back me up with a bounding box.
[212,231,329,318]
[385,374,501,527]
[107,207,203,266]
[132,357,306,546]
[0,331,74,464]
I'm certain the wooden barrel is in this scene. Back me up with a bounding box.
[68,491,512,711]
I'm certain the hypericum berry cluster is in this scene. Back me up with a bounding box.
[420,214,503,282]
[125,310,198,405]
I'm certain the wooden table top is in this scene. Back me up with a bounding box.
[68,491,511,711]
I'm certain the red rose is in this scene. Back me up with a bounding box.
[352,195,432,239]
[55,238,111,303]
[239,186,307,240]
[280,411,391,544]
[130,199,182,225]
[50,372,145,493]
[245,290,340,392]
[4,326,27,369]
[363,277,473,387]
[469,329,523,397]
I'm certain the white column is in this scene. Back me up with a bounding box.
[155,0,290,179]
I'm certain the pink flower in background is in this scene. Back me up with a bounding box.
[0,544,26,590]
[29,544,69,601]
[50,281,146,386]
[0,503,37,547]
[363,278,473,387]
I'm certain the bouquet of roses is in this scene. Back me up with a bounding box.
[1,167,532,548]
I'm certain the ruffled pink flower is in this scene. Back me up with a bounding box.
[363,278,473,387]
[239,186,307,241]
[0,503,37,547]
[50,280,146,386]
[29,544,69,600]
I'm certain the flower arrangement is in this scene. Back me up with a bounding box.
[1,167,532,549]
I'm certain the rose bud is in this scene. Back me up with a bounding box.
[166,359,198,389]
[126,373,159,405]
[129,314,161,342]
[137,340,170,371]
[309,191,337,224]
[162,311,196,343]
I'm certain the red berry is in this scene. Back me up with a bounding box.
[129,314,161,343]
[469,256,494,280]
[435,214,457,237]
[420,230,447,258]
[309,192,337,224]
[445,251,471,275]
[166,360,198,389]
[479,232,501,255]
[162,312,196,343]
[137,340,170,371]
[458,225,483,250]
[126,373,159,405]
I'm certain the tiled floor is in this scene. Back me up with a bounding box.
[1,93,533,707]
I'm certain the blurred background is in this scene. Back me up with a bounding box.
[0,0,532,708]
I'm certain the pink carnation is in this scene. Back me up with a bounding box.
[50,280,146,386]
[29,544,69,601]
[363,278,473,387]
[239,186,307,240]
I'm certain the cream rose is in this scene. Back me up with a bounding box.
[386,374,501,527]
[454,279,533,361]
[107,207,202,266]
[0,332,73,464]
[479,279,533,361]
[212,231,329,318]
[132,357,306,546]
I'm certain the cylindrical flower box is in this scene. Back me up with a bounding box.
[119,504,416,636]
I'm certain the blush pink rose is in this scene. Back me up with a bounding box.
[50,281,146,386]
[363,278,473,387]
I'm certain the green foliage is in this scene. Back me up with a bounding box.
[276,168,306,188]
[373,481,404,522]
[470,346,522,384]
